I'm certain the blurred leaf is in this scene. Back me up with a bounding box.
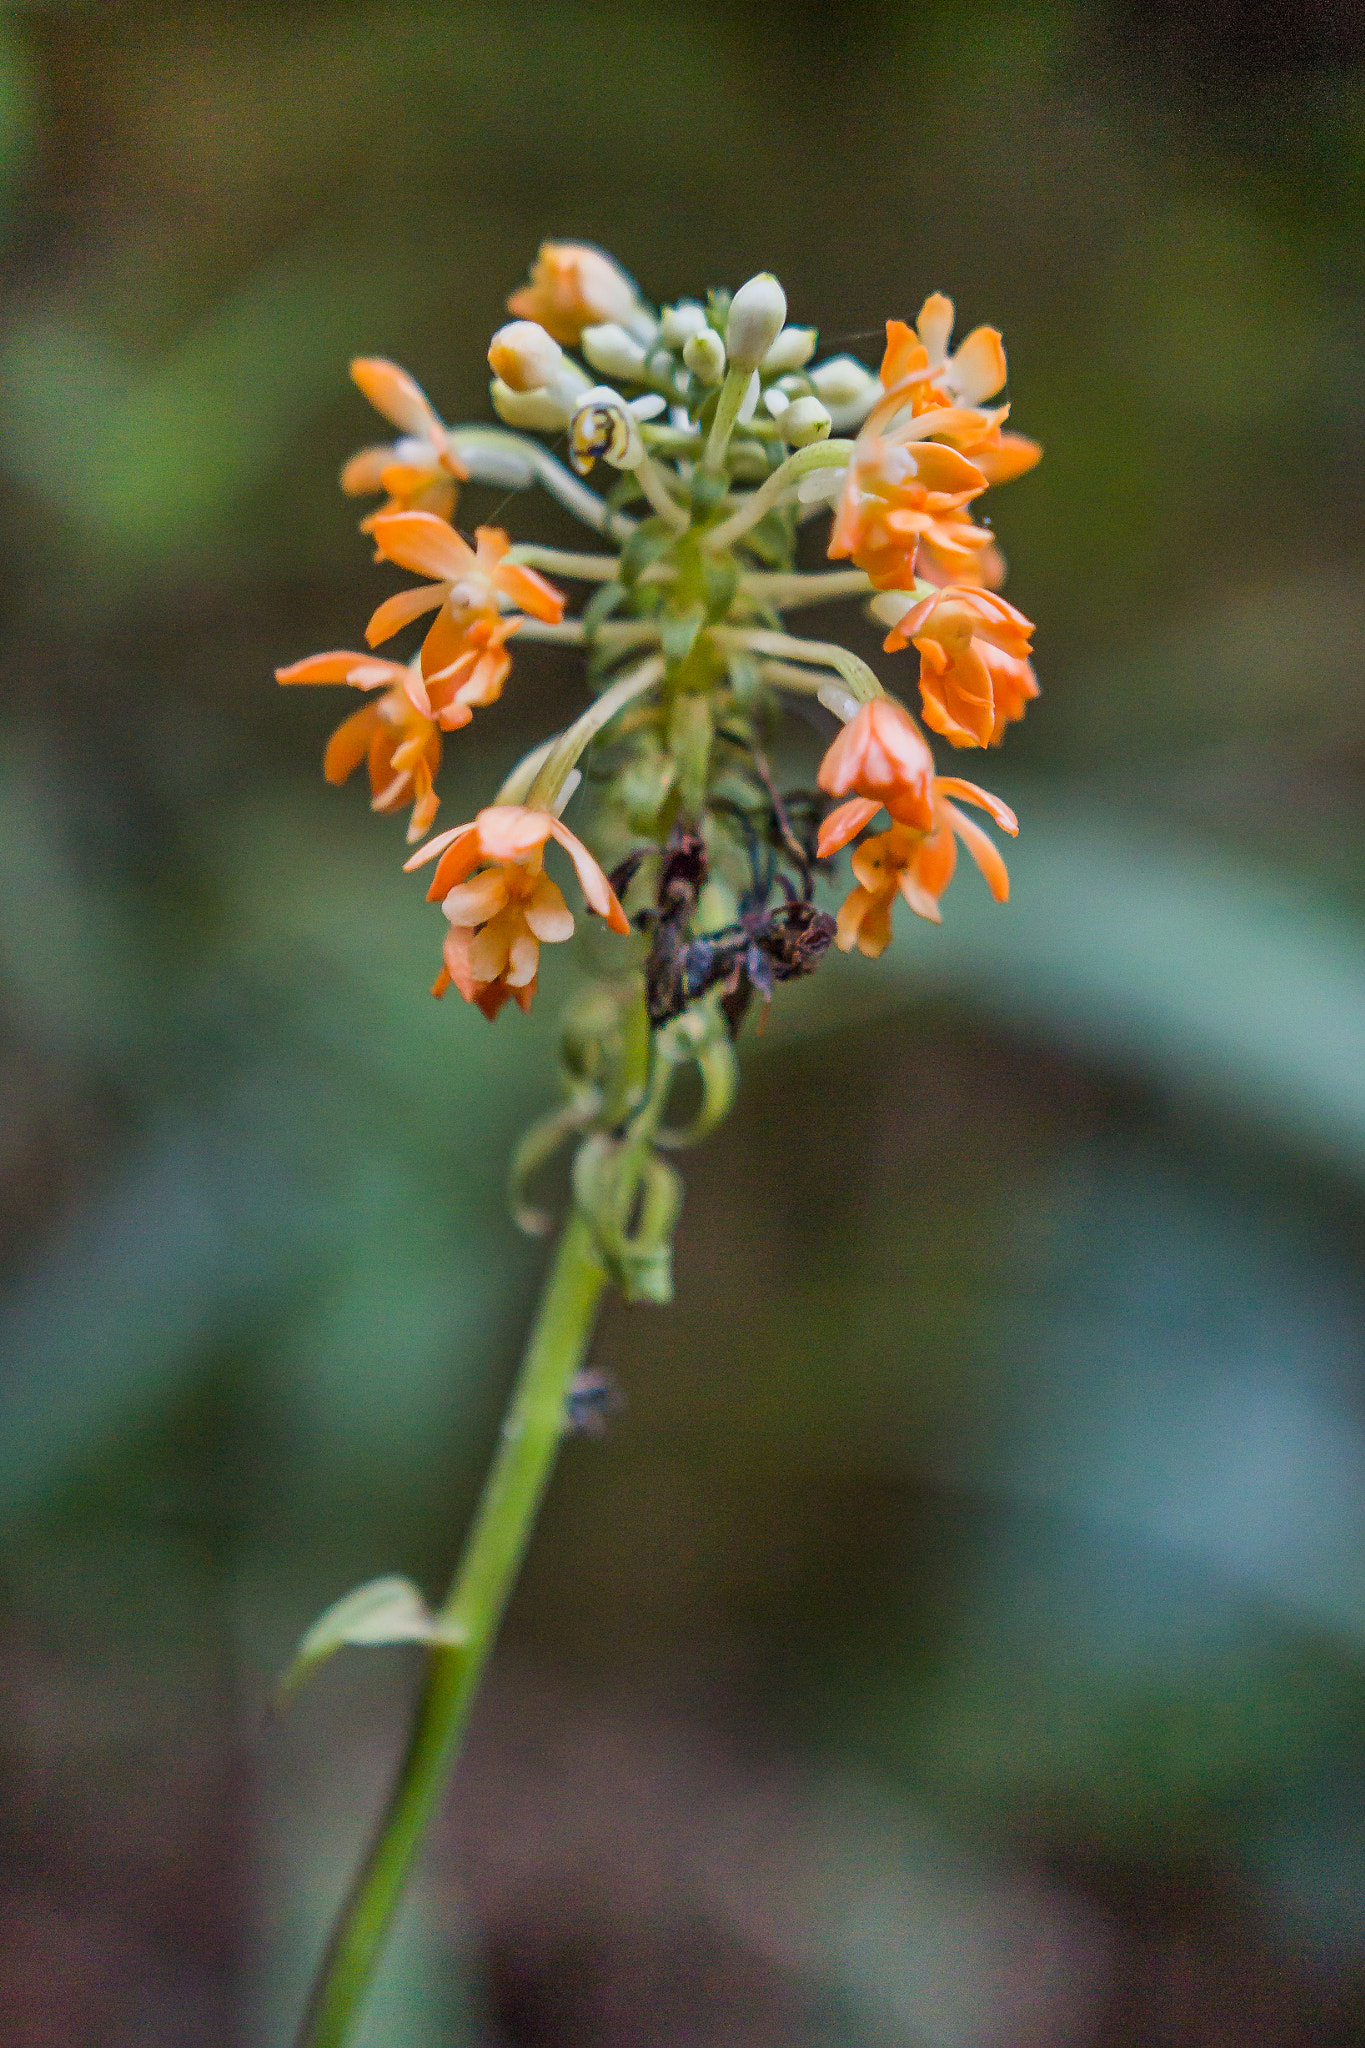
[0,227,425,562]
[274,1573,463,1707]
[775,784,1365,1182]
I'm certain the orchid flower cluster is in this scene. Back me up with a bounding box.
[278,242,1040,1297]
[277,244,1042,2048]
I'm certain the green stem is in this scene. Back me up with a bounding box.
[702,439,853,550]
[711,625,882,703]
[294,1210,609,2048]
[450,427,638,540]
[503,545,623,580]
[701,363,755,473]
[526,654,664,811]
[741,567,874,608]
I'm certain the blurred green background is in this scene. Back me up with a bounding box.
[2,3,1364,2043]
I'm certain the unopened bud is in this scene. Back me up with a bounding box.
[735,371,761,424]
[569,386,644,474]
[682,328,726,385]
[580,322,648,382]
[778,395,832,446]
[487,320,563,393]
[763,386,791,417]
[491,376,576,430]
[660,301,710,350]
[762,325,817,373]
[810,355,877,408]
[724,273,787,372]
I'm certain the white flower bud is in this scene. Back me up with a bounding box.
[487,320,564,394]
[777,395,832,446]
[569,386,644,474]
[724,273,788,372]
[762,386,791,417]
[810,355,877,407]
[660,300,710,349]
[762,325,818,373]
[491,377,576,430]
[735,371,761,424]
[580,321,649,382]
[682,328,726,385]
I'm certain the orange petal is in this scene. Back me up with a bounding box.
[476,805,555,863]
[276,649,407,690]
[371,510,473,583]
[856,891,896,957]
[817,796,883,858]
[495,558,566,624]
[835,885,877,955]
[906,442,987,500]
[935,778,1018,834]
[949,326,1007,405]
[505,931,541,986]
[441,924,481,1003]
[340,444,394,495]
[943,802,1010,901]
[322,704,379,785]
[523,874,575,943]
[366,582,445,647]
[880,318,929,388]
[973,431,1041,486]
[442,868,511,926]
[547,815,629,931]
[379,460,443,498]
[915,293,955,364]
[351,358,443,440]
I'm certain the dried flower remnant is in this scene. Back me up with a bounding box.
[274,247,1044,2048]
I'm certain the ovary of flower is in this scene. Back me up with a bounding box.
[507,242,642,345]
[340,359,468,532]
[823,780,1019,954]
[275,650,442,842]
[366,515,565,715]
[816,695,938,835]
[404,805,630,1018]
[882,586,1039,749]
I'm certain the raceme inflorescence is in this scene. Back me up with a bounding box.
[276,243,1040,2048]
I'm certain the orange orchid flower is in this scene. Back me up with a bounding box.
[507,241,642,345]
[821,779,1019,954]
[891,302,1041,496]
[882,586,1039,748]
[826,299,1039,591]
[275,650,442,841]
[405,805,629,1019]
[914,515,1007,592]
[815,695,937,833]
[827,429,989,591]
[341,360,469,533]
[366,514,565,720]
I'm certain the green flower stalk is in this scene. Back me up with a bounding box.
[275,239,1043,2046]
